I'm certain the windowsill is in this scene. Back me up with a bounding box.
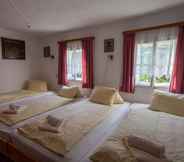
[68,80,82,82]
[136,84,169,90]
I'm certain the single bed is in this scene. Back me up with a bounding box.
[89,103,184,162]
[10,100,130,162]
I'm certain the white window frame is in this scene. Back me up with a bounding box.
[66,42,83,82]
[135,39,176,88]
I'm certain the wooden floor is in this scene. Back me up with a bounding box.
[0,153,12,162]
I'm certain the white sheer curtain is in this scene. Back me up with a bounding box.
[67,41,82,81]
[135,27,178,43]
[135,27,178,87]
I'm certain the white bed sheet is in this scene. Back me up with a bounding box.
[11,101,130,162]
[86,103,184,162]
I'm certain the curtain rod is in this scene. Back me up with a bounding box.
[58,36,95,44]
[124,21,184,33]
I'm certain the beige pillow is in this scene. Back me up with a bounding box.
[58,86,80,98]
[89,86,117,106]
[27,80,48,92]
[113,92,124,104]
[150,90,184,117]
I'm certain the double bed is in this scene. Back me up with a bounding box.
[89,103,184,162]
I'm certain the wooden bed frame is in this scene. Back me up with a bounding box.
[0,138,38,162]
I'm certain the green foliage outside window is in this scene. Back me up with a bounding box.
[140,74,151,82]
[139,74,169,83]
[155,75,169,83]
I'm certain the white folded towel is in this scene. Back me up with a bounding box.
[9,103,27,111]
[46,115,63,128]
[38,123,60,133]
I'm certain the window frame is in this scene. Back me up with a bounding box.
[66,48,83,82]
[135,39,176,88]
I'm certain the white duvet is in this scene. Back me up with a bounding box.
[95,103,184,162]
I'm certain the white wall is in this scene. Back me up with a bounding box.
[0,28,41,92]
[39,5,184,103]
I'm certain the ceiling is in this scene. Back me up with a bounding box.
[0,0,184,36]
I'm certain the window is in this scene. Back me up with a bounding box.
[66,41,82,81]
[135,27,178,87]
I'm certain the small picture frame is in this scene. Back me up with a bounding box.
[43,46,50,57]
[104,39,114,52]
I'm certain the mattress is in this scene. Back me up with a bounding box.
[11,101,130,162]
[0,92,73,143]
[89,103,184,162]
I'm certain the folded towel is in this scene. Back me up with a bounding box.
[122,137,170,162]
[9,103,27,111]
[132,149,171,162]
[1,103,27,115]
[38,123,59,133]
[46,115,63,128]
[124,135,165,158]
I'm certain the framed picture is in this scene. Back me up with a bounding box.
[104,38,114,52]
[1,37,25,60]
[43,46,51,57]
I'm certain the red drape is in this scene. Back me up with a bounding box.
[169,25,184,93]
[82,37,94,89]
[120,32,135,93]
[58,41,68,85]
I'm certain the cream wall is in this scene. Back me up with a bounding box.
[39,6,184,103]
[0,28,41,92]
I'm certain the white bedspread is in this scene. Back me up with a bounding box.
[91,103,184,162]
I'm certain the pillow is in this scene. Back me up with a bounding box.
[89,86,117,106]
[150,90,184,117]
[113,92,124,104]
[57,86,81,98]
[26,80,48,92]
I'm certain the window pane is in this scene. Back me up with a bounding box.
[135,43,153,86]
[154,40,176,87]
[136,65,152,86]
[67,49,82,81]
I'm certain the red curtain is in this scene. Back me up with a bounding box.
[82,37,94,88]
[58,41,68,85]
[120,32,135,93]
[169,25,184,93]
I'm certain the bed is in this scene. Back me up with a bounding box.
[9,100,130,162]
[89,103,184,162]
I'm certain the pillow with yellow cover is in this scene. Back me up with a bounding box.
[26,80,48,92]
[113,92,124,104]
[57,86,81,98]
[150,90,184,117]
[90,86,121,106]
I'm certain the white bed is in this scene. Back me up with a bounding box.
[11,100,130,162]
[88,103,184,162]
[0,92,74,142]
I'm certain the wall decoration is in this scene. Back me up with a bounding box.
[1,37,25,60]
[104,38,114,52]
[43,46,51,57]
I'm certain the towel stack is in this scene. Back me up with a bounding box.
[122,135,171,162]
[39,115,64,133]
[1,103,27,114]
